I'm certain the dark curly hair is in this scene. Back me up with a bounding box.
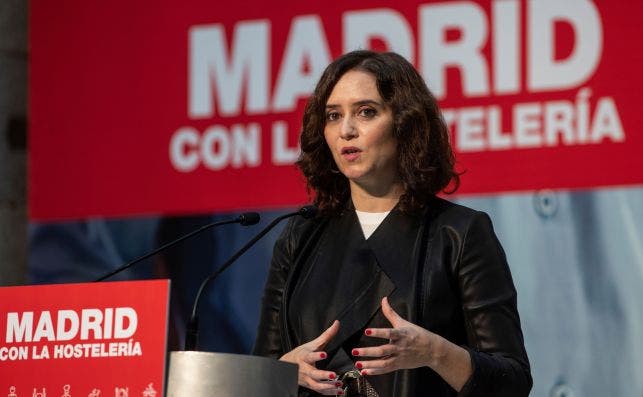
[296,50,459,215]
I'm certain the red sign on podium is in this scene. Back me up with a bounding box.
[0,280,170,396]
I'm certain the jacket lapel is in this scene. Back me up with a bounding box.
[289,208,424,354]
[326,208,426,353]
[323,254,396,353]
[287,210,395,352]
[366,209,425,323]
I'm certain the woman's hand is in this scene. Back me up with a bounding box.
[352,297,472,391]
[280,320,345,395]
[351,297,436,374]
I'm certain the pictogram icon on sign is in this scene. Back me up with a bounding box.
[142,383,156,397]
[32,388,46,397]
[114,388,128,397]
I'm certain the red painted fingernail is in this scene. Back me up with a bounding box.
[361,370,368,376]
[335,381,342,387]
[352,349,359,356]
[356,362,363,369]
[328,373,336,380]
[365,329,372,336]
[337,391,344,396]
[320,352,327,359]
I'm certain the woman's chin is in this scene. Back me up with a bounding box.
[342,170,368,183]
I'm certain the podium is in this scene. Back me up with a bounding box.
[0,280,298,397]
[167,351,298,396]
[0,281,299,395]
[0,280,170,394]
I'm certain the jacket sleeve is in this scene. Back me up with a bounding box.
[456,212,532,396]
[252,219,295,359]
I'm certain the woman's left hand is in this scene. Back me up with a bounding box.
[351,296,438,375]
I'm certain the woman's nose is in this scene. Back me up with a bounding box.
[340,116,357,140]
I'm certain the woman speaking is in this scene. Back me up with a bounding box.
[254,50,532,397]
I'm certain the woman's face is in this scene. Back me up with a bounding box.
[323,69,398,190]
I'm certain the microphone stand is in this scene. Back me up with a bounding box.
[184,206,317,351]
[94,212,260,282]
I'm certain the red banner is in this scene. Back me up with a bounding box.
[29,0,643,220]
[0,280,169,395]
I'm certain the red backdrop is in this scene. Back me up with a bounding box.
[29,0,643,220]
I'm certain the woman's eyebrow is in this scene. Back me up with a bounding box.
[325,99,383,108]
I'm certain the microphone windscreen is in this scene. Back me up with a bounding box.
[238,212,261,226]
[298,205,318,219]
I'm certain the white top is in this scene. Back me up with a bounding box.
[355,210,391,239]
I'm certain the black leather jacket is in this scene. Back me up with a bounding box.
[254,197,532,396]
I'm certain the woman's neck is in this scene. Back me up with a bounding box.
[349,180,403,212]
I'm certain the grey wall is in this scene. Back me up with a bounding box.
[0,0,27,285]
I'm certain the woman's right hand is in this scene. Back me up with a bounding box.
[280,320,344,395]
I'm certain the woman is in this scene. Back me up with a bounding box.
[254,50,532,396]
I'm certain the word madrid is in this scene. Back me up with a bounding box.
[5,307,137,343]
[1,308,141,361]
[169,0,623,172]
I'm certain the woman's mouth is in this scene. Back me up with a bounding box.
[341,146,362,161]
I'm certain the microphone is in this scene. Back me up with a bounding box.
[184,205,317,351]
[94,212,261,282]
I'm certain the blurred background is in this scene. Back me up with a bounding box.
[2,1,643,396]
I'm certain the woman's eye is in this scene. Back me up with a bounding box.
[358,108,377,118]
[326,111,340,121]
